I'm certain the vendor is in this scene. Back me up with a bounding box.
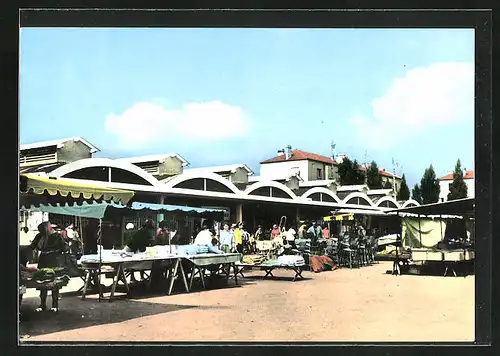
[194,225,213,245]
[123,219,156,253]
[156,220,170,245]
[271,224,280,240]
[29,221,69,312]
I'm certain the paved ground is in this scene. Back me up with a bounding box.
[19,261,474,342]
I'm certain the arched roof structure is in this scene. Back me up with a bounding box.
[162,171,242,195]
[342,192,375,207]
[49,158,160,186]
[244,180,297,200]
[302,187,341,204]
[375,196,401,209]
[402,199,421,208]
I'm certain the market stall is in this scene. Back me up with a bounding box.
[19,174,136,308]
[22,200,230,299]
[388,198,475,277]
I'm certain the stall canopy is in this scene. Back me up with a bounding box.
[20,201,225,219]
[324,213,354,222]
[20,173,135,204]
[388,198,475,218]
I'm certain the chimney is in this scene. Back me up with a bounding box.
[285,145,292,160]
[277,149,285,157]
[463,168,467,176]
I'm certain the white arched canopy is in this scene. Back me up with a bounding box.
[163,171,242,195]
[49,158,160,186]
[375,196,401,209]
[402,199,421,208]
[302,187,341,204]
[244,180,297,200]
[342,192,375,207]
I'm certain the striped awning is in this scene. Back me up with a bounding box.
[20,173,135,204]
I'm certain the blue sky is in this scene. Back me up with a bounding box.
[20,28,474,188]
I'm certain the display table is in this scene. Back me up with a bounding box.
[79,253,188,300]
[235,260,306,281]
[79,252,242,299]
[184,253,241,289]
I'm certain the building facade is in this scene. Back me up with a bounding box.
[438,170,475,202]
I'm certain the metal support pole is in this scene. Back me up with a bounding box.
[98,218,102,302]
[418,214,422,248]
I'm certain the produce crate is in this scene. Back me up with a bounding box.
[411,249,427,261]
[426,251,444,261]
[443,250,465,261]
[464,250,475,260]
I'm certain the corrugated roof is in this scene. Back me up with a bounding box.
[115,153,190,167]
[20,137,99,153]
[439,170,474,181]
[260,149,336,165]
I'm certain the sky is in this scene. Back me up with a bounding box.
[19,28,475,189]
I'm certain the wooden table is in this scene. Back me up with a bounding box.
[184,253,242,290]
[79,255,189,300]
[235,262,306,282]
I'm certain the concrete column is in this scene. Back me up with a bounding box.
[157,195,165,225]
[235,203,243,224]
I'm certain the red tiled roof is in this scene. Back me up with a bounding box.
[439,170,474,181]
[260,149,336,165]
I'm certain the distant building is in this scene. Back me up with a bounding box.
[20,137,99,174]
[115,153,189,180]
[438,169,474,202]
[259,146,339,183]
[184,164,254,189]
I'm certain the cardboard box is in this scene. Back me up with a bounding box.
[426,251,444,261]
[443,250,464,261]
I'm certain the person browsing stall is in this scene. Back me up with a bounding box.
[219,223,234,253]
[233,223,243,253]
[271,224,281,240]
[194,225,213,245]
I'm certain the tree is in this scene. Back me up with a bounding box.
[383,181,393,190]
[337,157,355,185]
[420,165,440,204]
[397,174,410,201]
[447,159,468,201]
[412,184,422,204]
[366,161,383,189]
[352,159,366,185]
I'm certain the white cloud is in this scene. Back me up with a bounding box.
[104,100,249,147]
[350,62,474,149]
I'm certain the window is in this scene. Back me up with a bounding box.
[316,168,323,180]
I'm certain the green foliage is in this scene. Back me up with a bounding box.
[338,157,365,185]
[412,184,422,204]
[447,159,468,200]
[397,174,410,201]
[366,161,383,189]
[420,165,441,204]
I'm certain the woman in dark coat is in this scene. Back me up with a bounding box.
[29,221,69,311]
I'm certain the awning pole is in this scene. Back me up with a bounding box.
[98,218,102,302]
[439,214,443,243]
[418,214,422,248]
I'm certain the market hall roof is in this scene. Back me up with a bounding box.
[184,164,254,176]
[20,137,100,154]
[115,153,190,167]
[387,198,474,217]
[260,149,337,165]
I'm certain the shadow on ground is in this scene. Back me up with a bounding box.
[19,295,228,338]
[240,275,312,282]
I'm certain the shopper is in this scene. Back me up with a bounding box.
[219,223,234,253]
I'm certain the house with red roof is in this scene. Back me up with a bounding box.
[259,146,338,185]
[438,169,475,202]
